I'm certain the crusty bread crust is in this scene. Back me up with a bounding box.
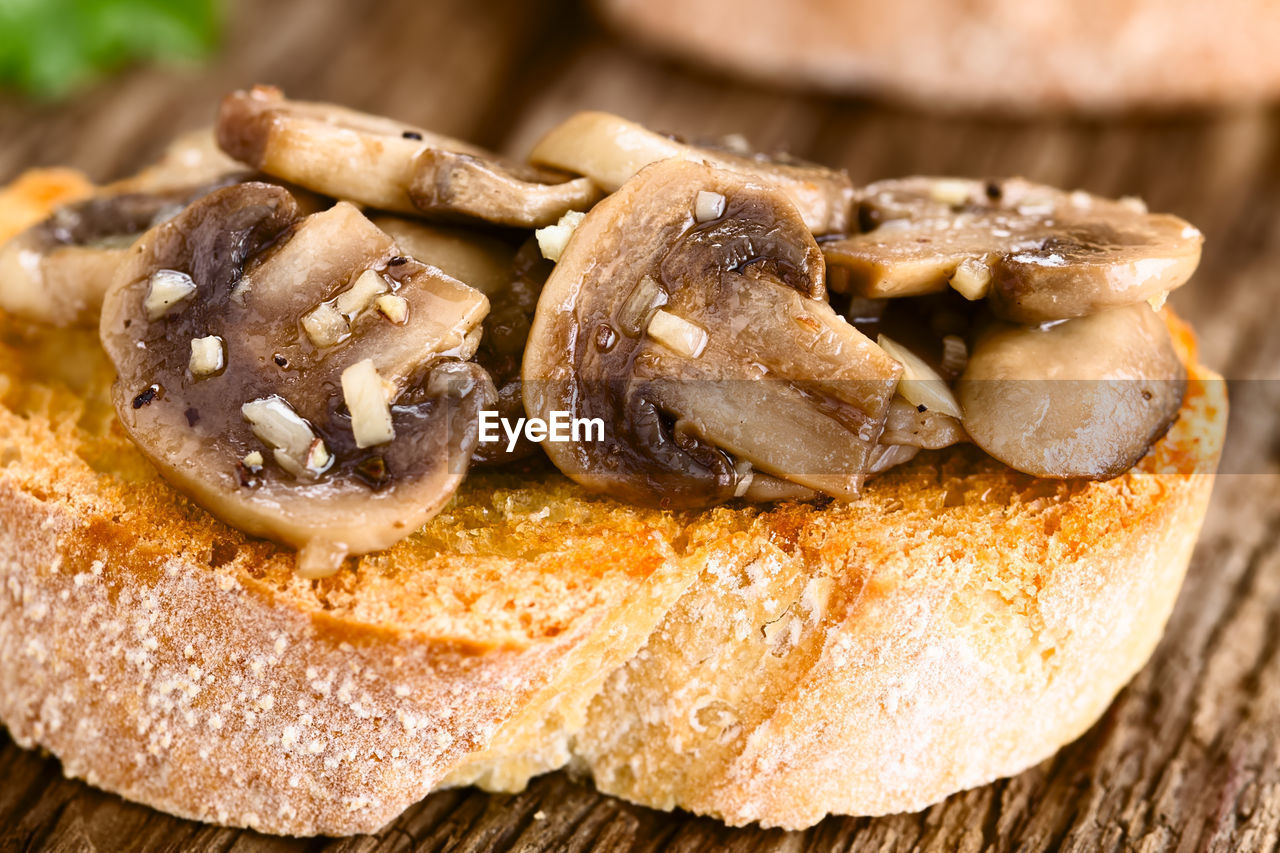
[0,163,1227,837]
[597,0,1280,112]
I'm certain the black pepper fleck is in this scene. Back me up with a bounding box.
[917,404,928,413]
[132,385,160,409]
[184,407,200,426]
[387,255,408,266]
[274,355,288,367]
[402,130,423,141]
[985,181,1002,201]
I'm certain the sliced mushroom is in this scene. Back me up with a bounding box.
[0,180,238,327]
[523,160,901,508]
[528,111,854,235]
[410,148,601,227]
[823,177,1203,322]
[99,183,494,576]
[370,217,549,464]
[217,86,599,226]
[956,303,1186,480]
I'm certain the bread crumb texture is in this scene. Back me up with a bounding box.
[0,175,1226,834]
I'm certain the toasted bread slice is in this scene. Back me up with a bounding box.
[0,173,1227,835]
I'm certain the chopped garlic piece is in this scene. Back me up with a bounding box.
[877,334,963,419]
[647,309,708,359]
[1119,196,1149,214]
[342,359,395,448]
[302,302,350,348]
[535,210,586,262]
[242,396,328,477]
[618,274,668,335]
[335,269,389,318]
[144,269,197,320]
[375,294,409,324]
[242,450,264,469]
[949,257,991,301]
[1069,189,1093,209]
[295,539,348,579]
[188,335,225,376]
[927,179,976,206]
[695,190,726,222]
[1148,291,1169,311]
[304,438,331,471]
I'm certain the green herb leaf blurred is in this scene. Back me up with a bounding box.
[0,0,221,98]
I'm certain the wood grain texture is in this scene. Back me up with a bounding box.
[2,0,1280,850]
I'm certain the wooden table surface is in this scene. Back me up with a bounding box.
[3,1,1280,850]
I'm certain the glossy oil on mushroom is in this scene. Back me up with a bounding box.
[823,177,1203,322]
[99,182,494,577]
[523,159,902,508]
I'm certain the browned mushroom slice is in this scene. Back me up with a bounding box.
[0,181,238,326]
[956,304,1186,480]
[99,182,493,577]
[369,217,548,464]
[528,111,854,235]
[217,86,598,226]
[410,148,601,228]
[523,160,901,508]
[823,177,1202,322]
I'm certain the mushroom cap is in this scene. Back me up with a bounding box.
[823,177,1203,322]
[0,180,240,327]
[956,303,1186,480]
[99,182,494,570]
[528,111,854,234]
[523,159,900,508]
[218,86,599,226]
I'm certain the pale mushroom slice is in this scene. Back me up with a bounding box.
[823,177,1203,322]
[0,180,238,326]
[217,85,598,225]
[370,217,550,464]
[410,148,601,227]
[956,303,1186,480]
[99,182,494,577]
[523,160,901,509]
[528,111,855,235]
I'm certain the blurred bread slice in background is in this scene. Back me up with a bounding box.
[597,0,1280,112]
